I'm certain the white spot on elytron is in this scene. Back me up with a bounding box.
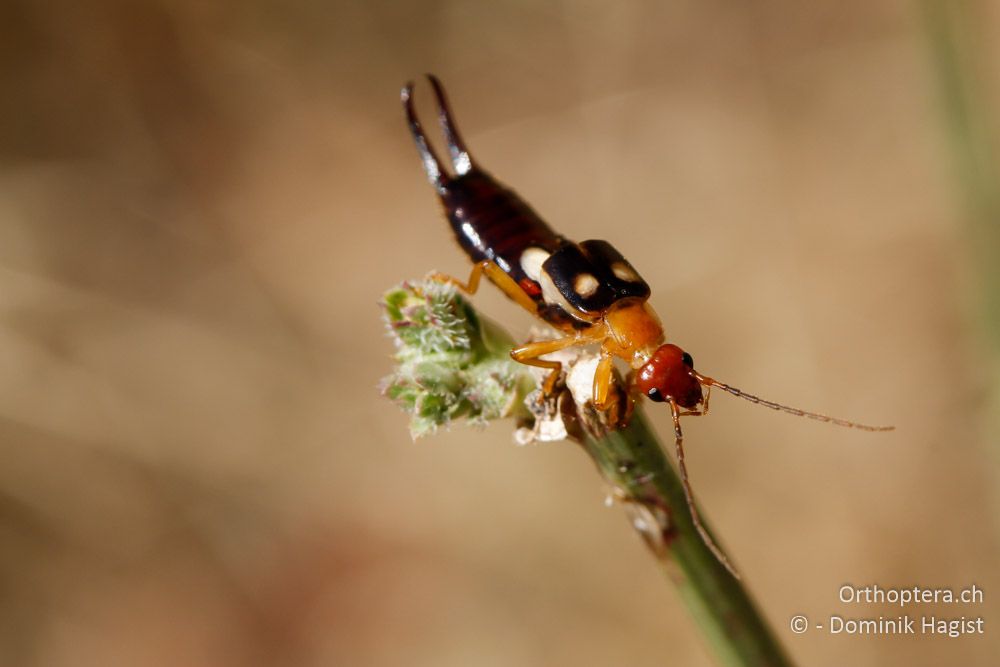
[574,273,599,297]
[519,247,550,282]
[538,269,595,322]
[611,261,639,282]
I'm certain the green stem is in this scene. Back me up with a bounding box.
[920,0,1000,339]
[381,281,792,666]
[578,407,793,667]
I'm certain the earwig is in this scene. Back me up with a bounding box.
[401,75,894,577]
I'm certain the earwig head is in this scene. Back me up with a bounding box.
[635,344,703,409]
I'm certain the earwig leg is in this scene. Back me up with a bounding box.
[427,262,486,294]
[402,82,450,193]
[512,334,593,398]
[599,365,635,428]
[427,75,475,175]
[480,262,541,313]
[429,261,539,314]
[668,399,739,579]
[592,347,616,409]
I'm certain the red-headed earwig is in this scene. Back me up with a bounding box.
[401,75,893,575]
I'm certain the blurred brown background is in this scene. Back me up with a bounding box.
[2,1,999,665]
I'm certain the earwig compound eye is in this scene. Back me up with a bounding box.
[681,352,694,368]
[647,388,666,402]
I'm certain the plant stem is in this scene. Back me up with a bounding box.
[382,281,792,666]
[919,0,1000,339]
[919,1,1000,458]
[576,405,793,667]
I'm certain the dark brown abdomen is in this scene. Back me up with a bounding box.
[440,170,565,288]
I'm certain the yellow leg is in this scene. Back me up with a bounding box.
[511,335,587,396]
[593,348,635,426]
[592,348,615,409]
[429,261,539,314]
[512,325,608,399]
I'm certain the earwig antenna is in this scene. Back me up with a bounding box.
[426,74,475,176]
[668,399,739,578]
[692,372,894,432]
[402,82,449,194]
